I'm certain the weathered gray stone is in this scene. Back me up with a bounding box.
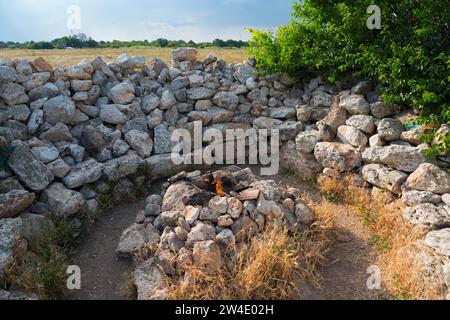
[337,125,368,147]
[125,130,153,158]
[103,152,144,181]
[193,240,223,269]
[295,131,321,154]
[401,190,442,206]
[377,118,403,141]
[45,183,85,218]
[0,218,23,278]
[0,83,28,106]
[339,94,370,115]
[425,228,450,256]
[406,163,450,195]
[30,146,59,164]
[370,102,400,119]
[43,95,76,125]
[404,204,450,228]
[361,164,408,195]
[153,124,172,154]
[346,115,375,134]
[314,142,362,172]
[362,145,429,173]
[28,83,59,102]
[7,141,52,191]
[172,48,198,62]
[212,92,239,110]
[63,159,104,188]
[0,190,35,219]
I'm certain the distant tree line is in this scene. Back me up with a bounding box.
[0,33,249,49]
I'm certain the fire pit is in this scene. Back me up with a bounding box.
[116,166,317,300]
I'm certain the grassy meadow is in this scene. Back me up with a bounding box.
[0,47,248,67]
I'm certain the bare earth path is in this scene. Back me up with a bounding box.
[69,201,143,300]
[275,173,384,300]
[68,169,384,300]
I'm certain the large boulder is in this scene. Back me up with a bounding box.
[43,95,76,125]
[406,163,450,195]
[0,190,35,219]
[62,159,104,189]
[7,141,52,192]
[425,229,450,256]
[314,142,362,172]
[44,183,85,218]
[362,145,429,172]
[361,164,408,195]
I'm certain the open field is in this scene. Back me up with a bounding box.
[0,48,248,67]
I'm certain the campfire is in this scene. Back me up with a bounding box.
[169,166,261,207]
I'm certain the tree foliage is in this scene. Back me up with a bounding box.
[248,0,449,155]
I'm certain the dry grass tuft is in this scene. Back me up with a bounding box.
[168,218,333,300]
[317,175,442,300]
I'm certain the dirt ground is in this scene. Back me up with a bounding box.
[69,167,384,300]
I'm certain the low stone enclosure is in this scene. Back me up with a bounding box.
[0,48,449,300]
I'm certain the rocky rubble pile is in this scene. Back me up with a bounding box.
[117,167,315,300]
[0,47,449,299]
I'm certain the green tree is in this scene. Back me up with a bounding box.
[249,0,450,155]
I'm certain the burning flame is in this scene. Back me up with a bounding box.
[212,178,226,196]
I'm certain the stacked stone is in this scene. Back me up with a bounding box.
[0,48,449,298]
[117,171,315,300]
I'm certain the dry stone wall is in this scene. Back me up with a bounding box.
[0,48,449,299]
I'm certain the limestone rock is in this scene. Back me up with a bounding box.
[337,125,368,147]
[401,190,442,206]
[45,183,85,218]
[7,141,52,192]
[361,164,408,195]
[125,130,153,158]
[406,163,450,195]
[314,142,362,172]
[63,159,104,189]
[0,190,35,219]
[404,204,450,228]
[362,145,429,173]
[339,94,370,115]
[425,229,450,256]
[377,118,403,141]
[193,240,223,270]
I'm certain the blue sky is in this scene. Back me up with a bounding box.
[0,0,293,42]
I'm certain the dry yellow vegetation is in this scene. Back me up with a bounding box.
[0,48,248,67]
[317,175,444,300]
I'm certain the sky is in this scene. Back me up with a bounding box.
[0,0,293,42]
